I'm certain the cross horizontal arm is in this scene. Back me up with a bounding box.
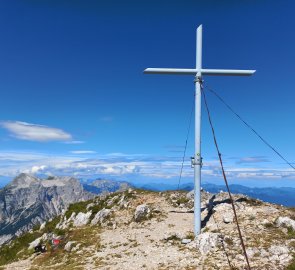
[202,69,256,76]
[144,68,256,76]
[144,68,197,75]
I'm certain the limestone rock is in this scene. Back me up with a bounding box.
[91,209,111,225]
[86,203,95,210]
[186,190,194,200]
[64,241,76,252]
[28,233,47,250]
[56,212,76,230]
[73,211,92,227]
[0,173,94,246]
[223,213,234,224]
[134,204,150,222]
[39,222,46,231]
[28,238,41,250]
[0,234,13,246]
[269,245,289,256]
[196,232,222,254]
[181,239,192,244]
[276,216,295,230]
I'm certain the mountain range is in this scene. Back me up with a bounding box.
[82,179,132,195]
[1,173,295,248]
[0,174,131,246]
[138,182,295,206]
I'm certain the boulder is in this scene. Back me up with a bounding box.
[28,238,41,250]
[64,241,76,252]
[181,239,192,244]
[276,216,295,230]
[163,232,185,241]
[196,232,222,254]
[73,211,92,227]
[91,208,111,225]
[134,204,150,222]
[28,233,47,250]
[186,190,194,200]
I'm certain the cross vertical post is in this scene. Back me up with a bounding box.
[143,25,255,236]
[194,25,203,235]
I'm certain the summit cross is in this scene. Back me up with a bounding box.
[144,25,255,236]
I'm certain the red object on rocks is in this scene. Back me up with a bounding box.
[52,239,60,245]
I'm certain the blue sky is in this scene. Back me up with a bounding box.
[0,0,295,187]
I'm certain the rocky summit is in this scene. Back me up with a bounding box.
[0,188,294,270]
[0,173,94,246]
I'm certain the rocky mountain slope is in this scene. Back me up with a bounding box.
[1,189,295,269]
[0,173,94,246]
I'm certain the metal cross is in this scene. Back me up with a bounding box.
[144,25,255,236]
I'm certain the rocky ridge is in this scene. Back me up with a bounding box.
[83,179,132,195]
[0,189,295,270]
[0,173,94,245]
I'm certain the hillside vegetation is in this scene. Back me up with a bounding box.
[0,189,295,270]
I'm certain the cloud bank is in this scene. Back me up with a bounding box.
[0,152,294,185]
[0,121,72,142]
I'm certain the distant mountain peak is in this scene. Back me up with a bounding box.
[8,173,40,189]
[83,178,132,195]
[0,173,94,246]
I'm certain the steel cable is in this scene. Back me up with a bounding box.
[203,84,295,170]
[201,84,252,270]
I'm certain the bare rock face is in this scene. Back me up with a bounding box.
[56,212,76,230]
[0,173,94,245]
[276,216,295,230]
[73,211,92,227]
[269,245,292,265]
[134,204,150,222]
[91,209,111,225]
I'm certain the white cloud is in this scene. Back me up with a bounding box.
[0,151,294,184]
[30,165,47,174]
[0,121,72,142]
[64,140,85,144]
[236,156,270,164]
[70,151,97,154]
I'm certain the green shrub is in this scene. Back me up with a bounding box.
[176,197,189,205]
[65,200,92,219]
[244,197,263,206]
[288,227,295,239]
[264,222,274,229]
[43,216,60,233]
[185,232,195,240]
[0,231,42,265]
[286,256,295,270]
